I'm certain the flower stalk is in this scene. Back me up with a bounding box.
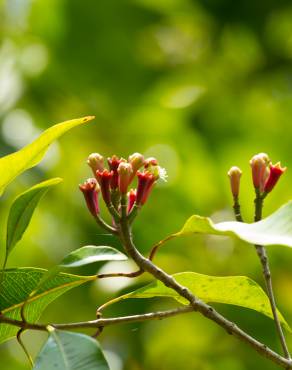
[77,151,292,369]
[254,190,291,360]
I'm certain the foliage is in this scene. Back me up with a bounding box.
[0,268,93,344]
[103,271,290,331]
[5,178,63,265]
[34,330,110,370]
[1,1,292,369]
[0,122,291,369]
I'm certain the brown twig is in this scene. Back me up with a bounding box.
[97,270,143,279]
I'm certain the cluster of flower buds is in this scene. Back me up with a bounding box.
[79,153,167,218]
[228,152,286,200]
[249,153,286,195]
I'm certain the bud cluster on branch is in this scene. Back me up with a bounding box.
[79,152,167,222]
[228,153,290,361]
[228,152,286,201]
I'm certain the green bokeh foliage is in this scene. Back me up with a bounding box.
[1,0,292,369]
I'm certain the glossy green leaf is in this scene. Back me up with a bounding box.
[0,268,94,344]
[0,115,94,196]
[33,246,128,294]
[34,330,109,370]
[175,201,292,247]
[5,178,63,261]
[105,272,290,331]
[60,245,128,268]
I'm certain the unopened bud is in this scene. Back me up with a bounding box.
[136,171,156,205]
[79,178,100,216]
[228,166,242,198]
[107,155,125,189]
[128,189,136,213]
[128,153,144,172]
[250,153,270,189]
[87,153,104,175]
[144,157,158,169]
[263,162,286,193]
[260,166,270,192]
[118,162,133,194]
[96,169,113,205]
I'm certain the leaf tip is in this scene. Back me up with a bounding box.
[82,115,95,123]
[51,177,63,184]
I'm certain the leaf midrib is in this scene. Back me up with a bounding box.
[51,331,70,368]
[7,187,45,251]
[1,275,95,314]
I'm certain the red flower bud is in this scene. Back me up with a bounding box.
[227,166,242,198]
[128,189,136,213]
[79,178,100,216]
[136,171,156,205]
[141,181,155,205]
[87,153,104,176]
[96,169,113,205]
[117,162,133,194]
[107,155,125,189]
[263,162,286,193]
[260,166,270,192]
[250,153,269,189]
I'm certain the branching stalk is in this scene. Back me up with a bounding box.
[1,182,291,369]
[116,210,292,368]
[254,190,290,360]
[0,308,291,369]
[94,215,118,234]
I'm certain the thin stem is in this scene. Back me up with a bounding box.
[107,203,121,222]
[117,213,292,369]
[127,203,141,223]
[254,188,263,222]
[17,329,34,368]
[92,326,103,338]
[0,306,192,330]
[120,194,128,219]
[232,196,243,222]
[148,235,176,261]
[0,306,291,367]
[57,306,195,329]
[94,215,118,234]
[254,191,291,360]
[97,270,143,279]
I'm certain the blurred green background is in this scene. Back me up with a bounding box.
[0,0,292,369]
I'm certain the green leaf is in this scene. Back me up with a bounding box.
[0,268,94,344]
[105,271,290,331]
[34,330,109,370]
[175,201,292,248]
[0,116,94,196]
[33,246,128,294]
[5,178,63,261]
[59,245,128,268]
